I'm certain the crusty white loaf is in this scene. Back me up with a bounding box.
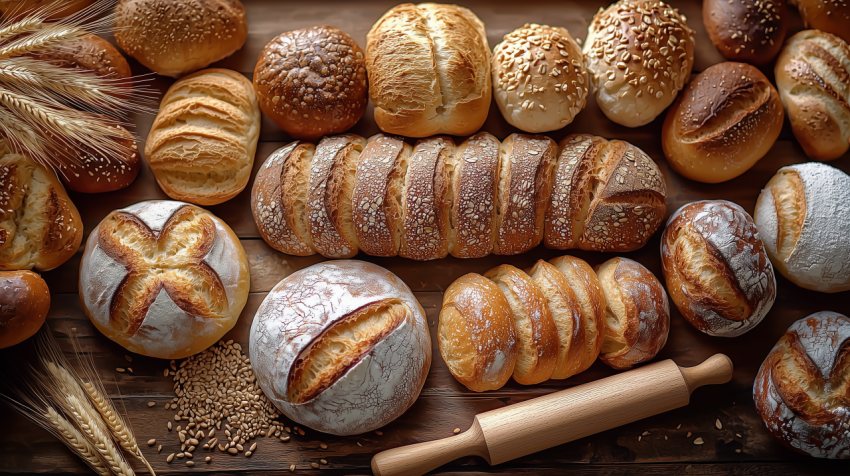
[583,0,695,127]
[79,201,250,359]
[249,260,431,435]
[366,3,491,137]
[754,311,850,459]
[754,163,850,293]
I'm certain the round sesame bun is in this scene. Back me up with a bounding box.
[703,0,786,64]
[583,0,695,128]
[55,125,141,194]
[254,26,369,140]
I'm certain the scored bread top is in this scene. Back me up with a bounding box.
[449,132,501,258]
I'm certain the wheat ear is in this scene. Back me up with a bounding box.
[66,394,135,476]
[0,16,41,42]
[44,406,111,476]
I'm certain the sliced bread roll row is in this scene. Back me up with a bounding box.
[438,255,670,392]
[252,132,667,260]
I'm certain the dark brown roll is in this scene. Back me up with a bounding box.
[0,270,49,349]
[703,0,787,64]
[792,0,850,44]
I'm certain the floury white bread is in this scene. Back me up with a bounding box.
[754,163,850,293]
[79,200,250,359]
[249,260,431,436]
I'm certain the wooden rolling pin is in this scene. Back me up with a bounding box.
[371,354,733,476]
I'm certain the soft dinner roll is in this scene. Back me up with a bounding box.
[485,264,558,385]
[0,143,82,272]
[754,163,850,293]
[492,23,588,133]
[583,0,695,128]
[545,134,666,252]
[0,270,49,349]
[662,200,776,337]
[251,142,317,256]
[774,30,850,161]
[754,311,850,459]
[703,0,786,64]
[596,257,669,370]
[146,68,260,206]
[307,134,366,259]
[791,0,850,44]
[249,260,431,435]
[662,62,784,183]
[439,273,517,392]
[254,26,368,140]
[366,3,491,137]
[80,200,249,359]
[493,134,557,255]
[55,126,140,194]
[114,0,247,78]
[449,132,501,259]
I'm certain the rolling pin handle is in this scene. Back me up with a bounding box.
[679,353,734,395]
[371,419,488,476]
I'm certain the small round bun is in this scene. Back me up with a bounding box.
[774,30,850,161]
[254,26,368,140]
[250,260,431,435]
[703,0,786,64]
[663,62,784,183]
[484,264,558,385]
[662,200,776,337]
[595,257,669,370]
[492,23,588,133]
[583,0,695,127]
[80,200,250,359]
[114,0,248,78]
[792,0,850,44]
[0,270,49,349]
[56,125,140,193]
[754,311,850,459]
[439,273,517,392]
[754,163,850,293]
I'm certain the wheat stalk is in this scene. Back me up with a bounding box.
[66,394,135,476]
[44,406,112,476]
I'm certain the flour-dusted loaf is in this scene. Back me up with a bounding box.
[366,3,491,137]
[791,0,850,44]
[439,273,517,392]
[492,24,588,133]
[703,0,786,64]
[583,0,695,127]
[79,200,250,359]
[0,270,50,349]
[249,260,431,435]
[0,143,82,272]
[662,200,776,337]
[545,134,666,252]
[146,68,260,206]
[115,0,248,78]
[774,30,850,161]
[754,163,850,293]
[754,311,850,459]
[596,257,669,370]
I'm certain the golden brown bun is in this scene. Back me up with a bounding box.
[251,142,317,256]
[703,0,786,64]
[32,31,132,79]
[545,134,666,252]
[448,132,501,259]
[548,255,605,375]
[484,264,558,385]
[115,0,247,78]
[352,134,411,257]
[55,125,140,193]
[791,0,850,44]
[146,68,260,206]
[774,30,850,161]
[493,134,557,255]
[662,62,784,183]
[0,143,82,272]
[0,0,94,19]
[307,134,366,259]
[0,270,49,349]
[595,257,669,370]
[254,26,368,140]
[439,273,517,392]
[492,24,588,133]
[661,200,776,337]
[754,311,850,459]
[79,200,250,359]
[583,0,695,127]
[366,3,491,137]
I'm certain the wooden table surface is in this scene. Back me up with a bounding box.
[2,1,849,474]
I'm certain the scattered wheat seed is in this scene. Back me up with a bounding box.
[164,369,169,377]
[638,436,642,441]
[290,464,295,472]
[357,442,362,447]
[453,428,460,434]
[736,433,742,438]
[116,368,125,373]
[127,368,133,374]
[715,419,722,430]
[280,436,290,442]
[167,453,174,463]
[167,421,172,431]
[321,459,327,464]
[228,448,237,454]
[311,463,319,469]
[186,461,194,467]
[375,430,383,436]
[158,445,162,453]
[735,449,741,453]
[205,457,211,462]
[676,424,681,430]
[124,355,132,362]
[297,427,305,436]
[642,431,650,436]
[687,432,692,437]
[694,437,704,445]
[249,443,256,452]
[246,451,253,457]
[147,402,155,408]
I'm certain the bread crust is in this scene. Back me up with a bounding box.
[0,270,50,349]
[792,0,850,44]
[449,132,500,258]
[703,0,786,64]
[55,125,140,193]
[32,31,132,79]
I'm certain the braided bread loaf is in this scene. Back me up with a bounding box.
[252,133,667,260]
